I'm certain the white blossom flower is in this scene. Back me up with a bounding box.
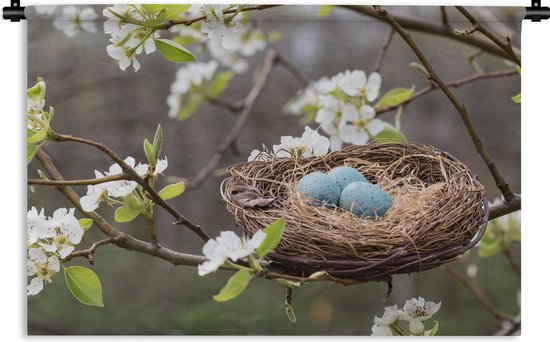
[35,5,57,16]
[248,149,262,162]
[207,39,249,74]
[315,96,350,149]
[339,105,385,145]
[237,29,267,57]
[53,6,98,37]
[286,77,336,116]
[38,208,84,259]
[371,324,393,336]
[273,126,330,158]
[374,305,403,326]
[80,171,109,212]
[27,248,60,296]
[168,61,218,117]
[401,297,441,334]
[103,5,140,37]
[198,230,267,276]
[332,70,382,101]
[200,5,243,50]
[27,207,55,245]
[107,42,141,72]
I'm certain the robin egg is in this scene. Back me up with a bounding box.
[339,182,393,219]
[296,172,340,207]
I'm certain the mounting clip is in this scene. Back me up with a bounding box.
[3,0,25,22]
[525,0,550,21]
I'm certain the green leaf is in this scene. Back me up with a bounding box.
[511,93,521,104]
[317,5,334,17]
[143,139,156,167]
[425,321,439,336]
[143,5,191,20]
[155,38,196,63]
[213,269,252,302]
[410,62,429,77]
[172,35,196,47]
[27,127,49,144]
[268,31,281,42]
[78,218,93,231]
[158,182,185,200]
[255,218,285,259]
[27,144,38,164]
[114,206,141,223]
[27,78,46,105]
[176,94,203,121]
[64,266,104,307]
[124,194,142,212]
[152,124,163,160]
[516,65,522,74]
[478,239,501,258]
[376,86,416,107]
[207,71,234,98]
[372,125,406,142]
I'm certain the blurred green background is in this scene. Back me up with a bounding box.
[27,5,521,335]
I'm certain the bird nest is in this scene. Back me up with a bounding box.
[221,141,488,283]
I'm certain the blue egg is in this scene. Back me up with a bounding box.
[296,172,340,207]
[339,182,393,219]
[328,166,369,192]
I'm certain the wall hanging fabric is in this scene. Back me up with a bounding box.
[25,4,521,336]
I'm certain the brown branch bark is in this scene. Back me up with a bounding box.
[372,6,516,203]
[444,265,515,323]
[35,148,209,266]
[66,237,121,264]
[28,173,129,186]
[183,48,278,190]
[51,133,210,242]
[373,29,395,73]
[455,6,521,66]
[502,247,521,276]
[488,194,521,220]
[375,67,518,116]
[341,5,520,62]
[160,5,282,30]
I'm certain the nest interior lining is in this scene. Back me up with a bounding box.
[222,141,487,281]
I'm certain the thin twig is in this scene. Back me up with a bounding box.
[277,53,309,87]
[341,5,519,62]
[27,173,128,186]
[183,49,278,190]
[444,265,515,323]
[502,247,521,276]
[146,216,160,247]
[440,6,449,27]
[455,6,521,66]
[206,96,244,112]
[65,237,121,264]
[373,29,395,73]
[51,133,210,242]
[375,67,519,116]
[494,315,521,336]
[373,5,516,203]
[160,5,282,30]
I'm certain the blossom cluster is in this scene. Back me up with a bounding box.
[248,126,330,161]
[167,61,219,118]
[171,5,267,74]
[27,207,86,295]
[371,297,441,336]
[286,70,386,151]
[35,6,98,37]
[103,5,159,72]
[80,156,167,212]
[198,230,266,276]
[477,196,521,257]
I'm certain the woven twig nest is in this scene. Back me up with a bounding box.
[221,141,488,283]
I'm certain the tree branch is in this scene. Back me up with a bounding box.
[183,48,278,190]
[375,67,518,116]
[444,265,515,323]
[488,194,521,220]
[28,173,129,186]
[455,6,521,66]
[160,5,282,30]
[50,133,210,242]
[35,148,209,266]
[65,237,121,264]
[340,5,520,62]
[372,6,516,203]
[373,29,395,73]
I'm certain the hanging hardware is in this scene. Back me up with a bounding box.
[3,0,25,21]
[525,0,550,21]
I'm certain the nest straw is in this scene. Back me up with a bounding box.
[221,141,488,282]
